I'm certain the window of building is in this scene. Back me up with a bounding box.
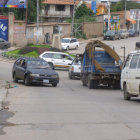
[55,5,65,11]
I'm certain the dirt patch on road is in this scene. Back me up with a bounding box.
[0,109,15,135]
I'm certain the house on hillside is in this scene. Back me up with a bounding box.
[41,0,80,22]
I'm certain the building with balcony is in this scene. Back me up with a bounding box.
[41,0,80,22]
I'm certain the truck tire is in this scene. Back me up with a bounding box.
[123,84,131,100]
[87,76,93,89]
[113,80,120,89]
[82,75,86,86]
[93,80,98,89]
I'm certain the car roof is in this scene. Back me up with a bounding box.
[62,38,77,40]
[20,57,43,61]
[129,50,140,55]
[41,51,69,55]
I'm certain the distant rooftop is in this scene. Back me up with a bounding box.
[43,0,80,5]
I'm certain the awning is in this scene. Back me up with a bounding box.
[126,18,136,24]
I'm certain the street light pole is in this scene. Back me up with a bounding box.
[36,0,39,44]
[108,0,110,30]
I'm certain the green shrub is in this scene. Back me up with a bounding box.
[7,49,20,55]
[24,50,39,57]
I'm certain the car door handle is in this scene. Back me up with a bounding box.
[51,59,54,61]
[63,61,65,62]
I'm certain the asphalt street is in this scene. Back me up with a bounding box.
[0,37,140,139]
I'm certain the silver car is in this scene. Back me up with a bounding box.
[0,38,10,49]
[118,29,129,39]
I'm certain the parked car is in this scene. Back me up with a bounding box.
[12,57,59,87]
[121,50,140,100]
[128,29,139,37]
[40,51,74,69]
[68,56,81,79]
[118,29,129,39]
[104,30,120,40]
[61,38,79,50]
[0,38,10,49]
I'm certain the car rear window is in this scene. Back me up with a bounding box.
[130,54,139,69]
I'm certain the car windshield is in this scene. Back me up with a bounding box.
[61,39,70,43]
[128,29,134,33]
[106,30,115,35]
[27,60,50,69]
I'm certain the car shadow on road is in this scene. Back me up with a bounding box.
[14,81,55,88]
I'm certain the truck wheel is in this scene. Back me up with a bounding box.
[113,81,120,89]
[82,75,86,86]
[123,84,131,100]
[93,80,98,89]
[87,76,93,89]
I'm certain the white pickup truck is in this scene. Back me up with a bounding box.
[68,57,81,79]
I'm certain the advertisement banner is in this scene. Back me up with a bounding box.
[0,0,26,8]
[0,19,8,41]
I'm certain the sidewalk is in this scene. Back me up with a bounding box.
[0,80,8,111]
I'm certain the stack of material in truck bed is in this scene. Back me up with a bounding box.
[85,40,121,72]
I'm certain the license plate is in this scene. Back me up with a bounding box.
[43,80,49,83]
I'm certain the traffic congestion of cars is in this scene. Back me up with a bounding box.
[10,35,140,101]
[104,29,139,40]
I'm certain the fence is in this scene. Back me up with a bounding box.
[83,22,104,38]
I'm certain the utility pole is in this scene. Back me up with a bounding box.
[125,0,127,21]
[71,0,76,36]
[107,0,110,31]
[36,0,39,44]
[25,0,28,33]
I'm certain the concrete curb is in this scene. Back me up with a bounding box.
[0,81,8,111]
[0,88,7,111]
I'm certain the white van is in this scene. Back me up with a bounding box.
[61,38,79,50]
[121,50,140,100]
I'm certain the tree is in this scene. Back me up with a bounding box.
[111,0,140,12]
[75,3,94,19]
[0,0,43,23]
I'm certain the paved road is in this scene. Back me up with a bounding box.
[1,61,140,139]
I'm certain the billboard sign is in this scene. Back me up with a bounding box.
[0,19,8,41]
[91,1,96,14]
[0,0,26,8]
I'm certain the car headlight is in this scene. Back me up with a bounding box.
[30,74,40,77]
[51,74,59,78]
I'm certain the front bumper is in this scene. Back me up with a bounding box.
[71,72,81,77]
[61,46,67,50]
[29,76,59,84]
